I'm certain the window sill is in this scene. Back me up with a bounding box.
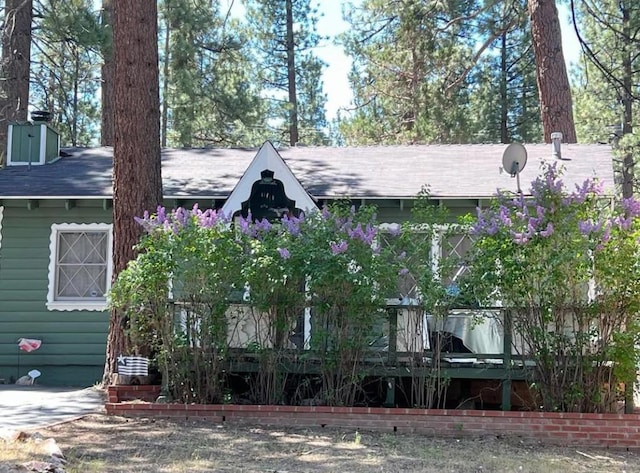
[46,300,108,312]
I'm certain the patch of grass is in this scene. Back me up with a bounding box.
[0,437,58,471]
[30,414,639,473]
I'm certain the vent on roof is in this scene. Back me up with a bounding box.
[551,132,563,160]
[6,114,60,167]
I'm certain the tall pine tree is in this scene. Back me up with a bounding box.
[30,0,105,146]
[467,0,540,143]
[528,0,577,142]
[245,0,328,146]
[159,0,264,147]
[0,0,32,164]
[571,0,640,197]
[103,0,163,385]
[340,0,520,144]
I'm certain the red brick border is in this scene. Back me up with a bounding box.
[106,385,640,448]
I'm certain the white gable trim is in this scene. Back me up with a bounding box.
[221,141,317,218]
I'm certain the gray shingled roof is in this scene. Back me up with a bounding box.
[0,143,616,199]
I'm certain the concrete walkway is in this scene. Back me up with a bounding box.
[0,386,105,432]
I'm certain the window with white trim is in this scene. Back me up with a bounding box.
[47,223,113,311]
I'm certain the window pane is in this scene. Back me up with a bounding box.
[441,231,475,285]
[379,230,432,301]
[58,232,107,265]
[56,230,108,299]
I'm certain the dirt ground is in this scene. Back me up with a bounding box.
[2,413,640,473]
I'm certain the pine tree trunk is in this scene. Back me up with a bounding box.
[285,0,299,146]
[161,2,171,148]
[621,1,634,200]
[528,0,577,143]
[500,33,509,144]
[100,0,114,146]
[103,0,163,386]
[0,0,32,165]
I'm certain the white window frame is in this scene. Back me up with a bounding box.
[46,222,113,311]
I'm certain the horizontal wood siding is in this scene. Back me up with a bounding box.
[0,197,479,386]
[0,200,112,386]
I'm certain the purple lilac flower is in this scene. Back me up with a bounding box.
[622,197,640,218]
[614,215,632,231]
[321,205,331,220]
[398,268,409,276]
[471,215,499,236]
[363,224,377,245]
[348,223,364,240]
[579,220,595,235]
[156,206,167,225]
[498,206,512,227]
[277,247,291,259]
[571,179,604,205]
[512,232,529,245]
[133,214,149,230]
[397,251,407,260]
[281,213,302,236]
[195,208,216,228]
[254,218,272,232]
[539,222,554,238]
[238,214,254,237]
[173,207,190,227]
[330,240,349,255]
[602,224,611,243]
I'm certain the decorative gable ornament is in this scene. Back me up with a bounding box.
[221,141,318,220]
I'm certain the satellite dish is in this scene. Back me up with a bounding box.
[502,143,527,177]
[502,143,528,194]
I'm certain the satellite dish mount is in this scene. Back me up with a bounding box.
[502,143,528,195]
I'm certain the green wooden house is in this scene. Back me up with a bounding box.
[0,123,616,386]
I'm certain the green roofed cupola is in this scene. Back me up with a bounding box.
[6,111,60,167]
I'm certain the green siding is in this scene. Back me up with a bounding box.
[0,200,112,386]
[9,124,41,164]
[45,126,59,163]
[0,197,479,387]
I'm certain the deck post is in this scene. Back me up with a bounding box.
[384,307,398,407]
[501,308,512,411]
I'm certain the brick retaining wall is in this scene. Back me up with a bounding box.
[106,385,640,448]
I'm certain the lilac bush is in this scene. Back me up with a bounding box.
[112,203,399,406]
[112,204,243,404]
[466,163,640,412]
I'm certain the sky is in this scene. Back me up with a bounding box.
[226,1,583,122]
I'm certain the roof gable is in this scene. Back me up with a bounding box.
[221,141,318,218]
